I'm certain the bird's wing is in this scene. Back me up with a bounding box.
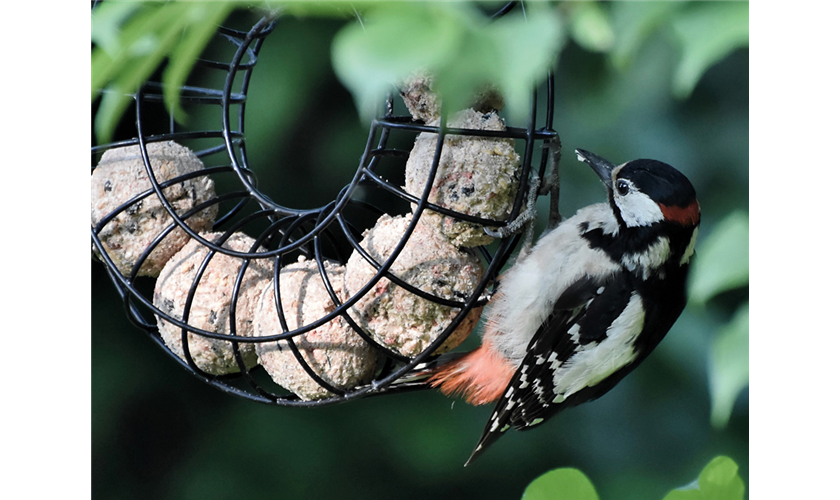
[464,271,633,466]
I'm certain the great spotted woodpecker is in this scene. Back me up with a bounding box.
[428,149,700,465]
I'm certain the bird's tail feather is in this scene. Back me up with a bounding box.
[427,343,517,406]
[388,350,471,387]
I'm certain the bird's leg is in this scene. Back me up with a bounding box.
[484,137,562,257]
[483,171,540,241]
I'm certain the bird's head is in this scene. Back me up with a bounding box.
[575,149,699,230]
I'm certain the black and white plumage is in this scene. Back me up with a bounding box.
[428,149,700,465]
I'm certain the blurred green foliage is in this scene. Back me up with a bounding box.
[688,211,749,429]
[332,1,564,122]
[523,468,599,500]
[708,303,749,431]
[523,456,744,500]
[663,456,745,500]
[689,211,749,305]
[91,2,235,142]
[669,2,749,98]
[91,1,748,138]
[92,2,749,499]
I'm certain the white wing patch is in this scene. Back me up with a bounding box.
[551,292,646,399]
[568,323,582,343]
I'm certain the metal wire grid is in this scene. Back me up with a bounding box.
[91,4,559,407]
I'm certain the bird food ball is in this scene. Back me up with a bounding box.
[404,109,520,247]
[400,73,504,123]
[343,214,484,357]
[253,258,379,400]
[91,141,218,277]
[400,72,441,124]
[154,232,271,375]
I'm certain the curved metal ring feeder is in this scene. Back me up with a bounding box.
[91,3,559,407]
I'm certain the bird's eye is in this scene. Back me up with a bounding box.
[616,180,630,196]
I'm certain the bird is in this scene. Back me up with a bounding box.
[427,148,700,465]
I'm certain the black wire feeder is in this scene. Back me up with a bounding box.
[91,4,558,407]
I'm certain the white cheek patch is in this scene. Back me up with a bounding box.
[616,192,665,227]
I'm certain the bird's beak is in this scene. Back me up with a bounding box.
[575,149,615,187]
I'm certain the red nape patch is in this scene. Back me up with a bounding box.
[659,200,700,226]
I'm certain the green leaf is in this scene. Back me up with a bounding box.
[94,3,189,144]
[709,303,749,429]
[609,1,684,71]
[92,2,239,144]
[90,1,143,55]
[663,456,745,500]
[164,2,236,123]
[670,2,749,98]
[91,3,161,101]
[568,1,614,53]
[688,210,749,305]
[488,3,565,122]
[523,468,599,500]
[95,31,184,143]
[331,2,563,122]
[332,2,468,120]
[93,2,187,142]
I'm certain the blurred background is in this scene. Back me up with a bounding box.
[92,2,748,499]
